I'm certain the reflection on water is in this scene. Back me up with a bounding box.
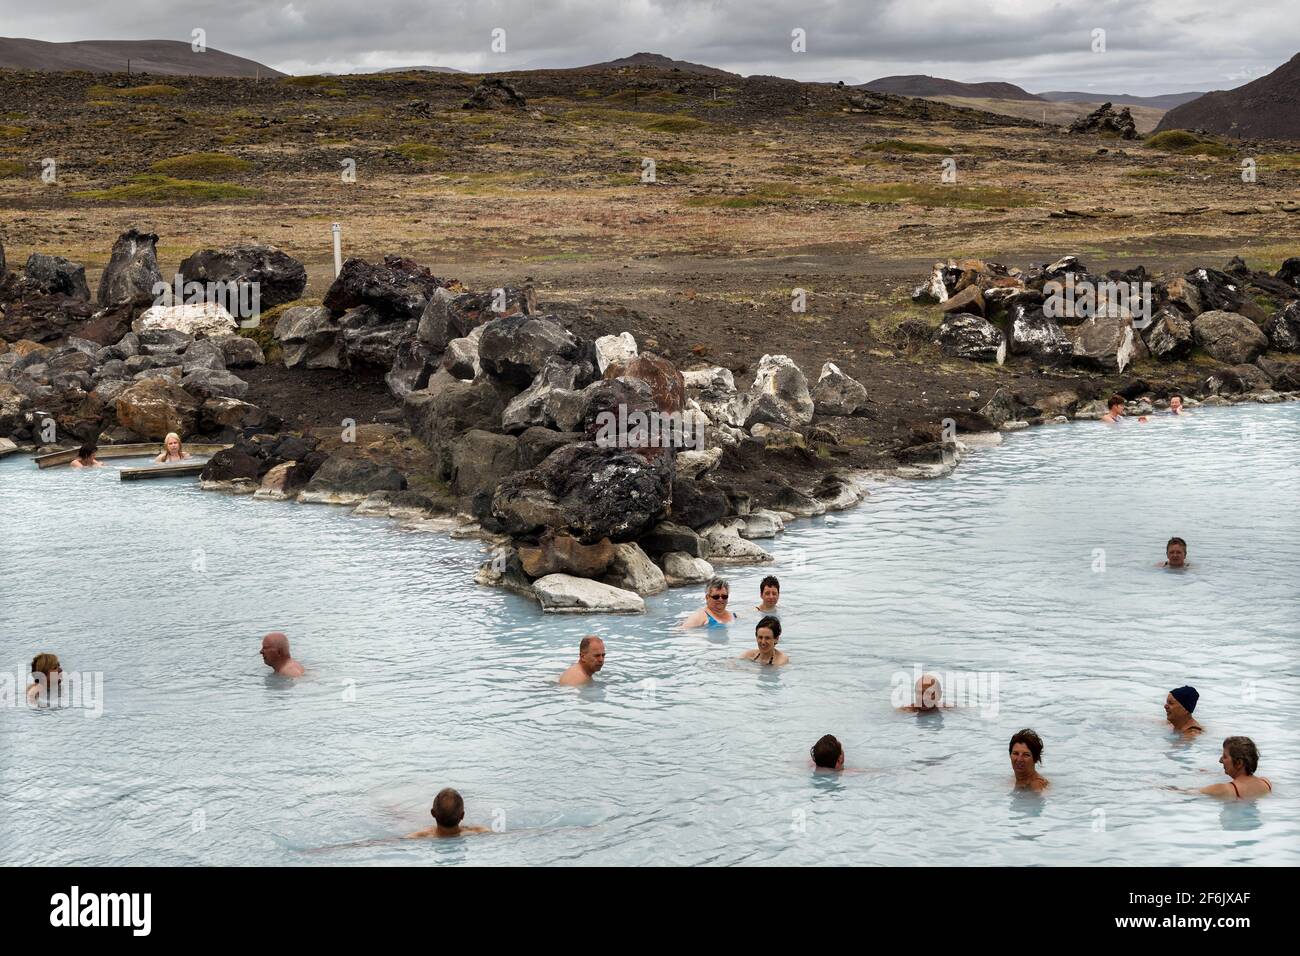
[1,405,1298,866]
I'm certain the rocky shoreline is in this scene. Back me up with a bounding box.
[2,230,1298,613]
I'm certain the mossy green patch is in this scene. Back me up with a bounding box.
[73,174,259,202]
[396,143,448,164]
[0,159,25,177]
[1144,130,1236,158]
[150,152,252,178]
[0,125,27,139]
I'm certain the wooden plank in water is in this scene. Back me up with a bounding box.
[36,443,230,469]
[120,461,208,481]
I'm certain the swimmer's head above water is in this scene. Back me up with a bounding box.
[259,631,304,677]
[1165,536,1188,569]
[811,734,844,770]
[1009,728,1045,784]
[432,788,466,829]
[916,673,942,711]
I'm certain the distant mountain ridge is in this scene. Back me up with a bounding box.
[374,65,464,74]
[861,74,1042,101]
[1039,90,1206,110]
[0,37,282,77]
[578,52,739,77]
[1155,51,1300,140]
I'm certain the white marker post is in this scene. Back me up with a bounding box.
[331,223,343,277]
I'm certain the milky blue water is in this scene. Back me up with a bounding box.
[1,402,1297,866]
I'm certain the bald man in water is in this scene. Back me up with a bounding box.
[406,788,490,839]
[260,632,305,678]
[898,673,944,713]
[559,636,605,686]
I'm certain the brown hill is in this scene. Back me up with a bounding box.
[862,74,1041,101]
[0,37,282,78]
[1155,52,1300,140]
[578,52,739,78]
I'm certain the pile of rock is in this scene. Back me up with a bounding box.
[0,229,319,447]
[915,254,1300,395]
[1067,102,1139,139]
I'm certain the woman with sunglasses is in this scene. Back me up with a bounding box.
[682,577,738,629]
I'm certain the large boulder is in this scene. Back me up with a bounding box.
[518,533,616,578]
[594,332,637,374]
[478,314,581,385]
[515,425,580,470]
[671,476,729,529]
[492,441,673,544]
[1010,306,1072,364]
[24,254,90,300]
[1069,316,1138,372]
[98,228,162,308]
[601,541,667,594]
[177,244,307,311]
[299,456,406,505]
[934,314,1004,362]
[699,520,774,565]
[661,551,714,587]
[322,255,443,322]
[217,335,265,368]
[811,362,868,416]
[1205,364,1272,395]
[1264,302,1300,353]
[744,354,813,428]
[337,307,412,368]
[404,370,517,477]
[1192,310,1268,365]
[134,302,238,338]
[532,574,645,614]
[417,287,528,353]
[114,377,200,438]
[442,327,484,380]
[1143,308,1194,361]
[687,365,747,427]
[385,335,439,398]
[199,396,268,432]
[450,428,520,503]
[180,368,249,400]
[0,292,96,343]
[501,356,580,432]
[274,305,343,369]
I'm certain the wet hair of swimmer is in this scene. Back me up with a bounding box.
[1009,728,1044,763]
[1223,737,1260,775]
[1107,394,1125,411]
[759,575,780,594]
[1167,536,1187,551]
[31,652,60,676]
[755,615,781,639]
[77,442,97,460]
[811,734,842,769]
[432,787,466,827]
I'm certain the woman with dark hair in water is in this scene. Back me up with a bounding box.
[1199,737,1273,799]
[69,442,103,469]
[741,615,788,666]
[1009,729,1049,791]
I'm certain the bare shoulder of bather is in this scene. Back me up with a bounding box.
[681,608,707,629]
[155,451,167,463]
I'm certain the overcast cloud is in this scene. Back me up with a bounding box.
[0,0,1292,94]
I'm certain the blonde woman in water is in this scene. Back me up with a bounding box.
[155,432,191,463]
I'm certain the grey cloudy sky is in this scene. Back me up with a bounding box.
[0,0,1292,93]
